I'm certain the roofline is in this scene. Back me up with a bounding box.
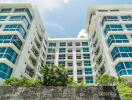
[48,38,88,41]
[85,4,132,32]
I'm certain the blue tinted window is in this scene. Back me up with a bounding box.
[107,34,129,46]
[111,47,132,61]
[126,24,132,30]
[82,42,88,46]
[85,77,93,83]
[60,42,66,46]
[10,16,30,29]
[58,61,65,66]
[104,24,123,35]
[85,68,92,74]
[59,48,65,53]
[0,16,7,21]
[115,62,132,76]
[0,35,22,50]
[83,48,89,52]
[84,61,91,66]
[3,24,26,38]
[14,8,33,21]
[121,16,132,21]
[0,63,13,79]
[0,47,18,64]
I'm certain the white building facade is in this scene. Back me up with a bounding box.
[0,3,47,85]
[86,5,132,83]
[46,37,94,85]
[2,3,132,85]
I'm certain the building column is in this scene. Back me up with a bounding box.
[73,42,77,81]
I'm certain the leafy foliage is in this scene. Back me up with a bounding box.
[4,64,88,88]
[4,77,41,87]
[68,81,88,88]
[96,75,117,86]
[40,64,73,86]
[96,75,132,99]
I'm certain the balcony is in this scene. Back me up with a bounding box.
[29,55,37,67]
[31,47,39,57]
[34,39,41,49]
[25,65,34,78]
[96,55,102,65]
[95,47,100,56]
[98,65,105,75]
[93,39,98,48]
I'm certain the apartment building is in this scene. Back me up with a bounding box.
[86,5,132,83]
[2,3,132,85]
[46,36,94,85]
[0,3,47,85]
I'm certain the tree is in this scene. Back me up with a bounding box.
[40,64,71,86]
[96,75,117,86]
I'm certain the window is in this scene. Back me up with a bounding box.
[14,8,33,21]
[68,70,73,75]
[77,70,82,75]
[78,78,83,83]
[104,24,123,36]
[59,54,65,59]
[67,62,73,67]
[126,24,132,30]
[0,63,13,79]
[0,47,18,64]
[84,61,91,66]
[47,55,54,60]
[3,24,26,38]
[77,62,82,66]
[111,47,132,61]
[107,35,129,46]
[68,42,72,46]
[68,56,72,59]
[115,62,132,76]
[59,48,65,53]
[76,55,81,59]
[121,16,132,21]
[60,42,66,46]
[76,49,81,52]
[10,16,30,29]
[85,77,93,84]
[48,48,55,53]
[0,35,22,50]
[102,16,118,25]
[67,49,72,53]
[83,48,89,52]
[0,16,7,21]
[85,68,92,74]
[0,8,11,13]
[59,61,65,66]
[82,42,88,46]
[76,42,80,46]
[46,61,54,66]
[48,43,56,47]
[83,54,90,59]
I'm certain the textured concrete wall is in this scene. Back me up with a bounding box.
[0,86,120,100]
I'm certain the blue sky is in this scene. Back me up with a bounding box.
[1,0,132,38]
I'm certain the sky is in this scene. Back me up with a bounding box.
[1,0,132,38]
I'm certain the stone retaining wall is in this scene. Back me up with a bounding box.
[0,86,121,100]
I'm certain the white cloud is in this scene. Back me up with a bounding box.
[64,0,70,4]
[77,29,88,38]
